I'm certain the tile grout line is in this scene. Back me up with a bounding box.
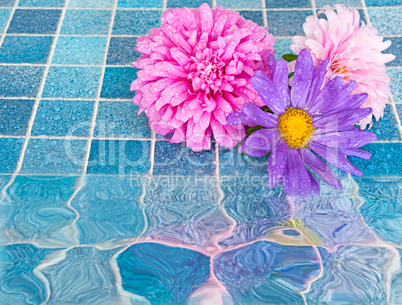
[0,0,69,202]
[261,0,267,29]
[0,0,19,48]
[211,0,216,9]
[360,0,372,27]
[389,97,402,140]
[310,0,317,17]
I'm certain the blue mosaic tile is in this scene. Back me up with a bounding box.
[100,67,137,99]
[31,100,93,137]
[0,175,10,190]
[52,36,107,65]
[396,104,402,123]
[41,247,120,304]
[166,0,211,7]
[217,0,261,8]
[0,244,57,305]
[385,37,402,67]
[0,35,53,64]
[153,141,215,176]
[7,9,61,34]
[117,0,163,8]
[106,37,140,66]
[0,66,44,97]
[365,0,402,6]
[265,0,311,9]
[266,10,311,36]
[237,10,263,26]
[219,146,269,177]
[21,139,86,174]
[69,0,114,8]
[71,176,145,244]
[0,0,14,7]
[61,9,111,35]
[315,0,361,8]
[0,138,23,173]
[368,8,402,35]
[42,66,101,98]
[94,101,151,139]
[112,10,161,35]
[388,68,402,102]
[317,8,367,24]
[357,177,402,245]
[0,175,78,245]
[87,140,150,175]
[19,0,65,7]
[274,38,293,60]
[367,105,400,141]
[0,9,11,32]
[0,99,34,136]
[349,143,402,177]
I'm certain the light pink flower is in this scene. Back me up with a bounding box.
[131,3,275,151]
[290,4,395,128]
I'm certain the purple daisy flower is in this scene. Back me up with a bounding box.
[226,49,377,197]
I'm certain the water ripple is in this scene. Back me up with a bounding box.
[213,241,321,304]
[143,177,230,247]
[0,243,56,305]
[305,245,391,304]
[117,242,210,305]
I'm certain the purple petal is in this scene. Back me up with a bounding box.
[314,128,377,148]
[301,147,342,189]
[291,49,314,109]
[294,150,312,198]
[266,141,288,189]
[250,76,285,115]
[282,150,300,196]
[311,133,351,149]
[313,108,373,129]
[339,147,372,160]
[307,76,344,115]
[226,110,254,126]
[239,129,279,157]
[254,70,271,82]
[304,58,329,109]
[325,93,368,115]
[242,103,278,127]
[267,54,276,76]
[307,170,320,196]
[273,58,291,109]
[308,141,363,177]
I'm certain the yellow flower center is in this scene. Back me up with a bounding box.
[331,61,349,80]
[278,107,314,149]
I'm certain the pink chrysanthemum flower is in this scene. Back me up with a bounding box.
[290,4,395,128]
[131,3,275,151]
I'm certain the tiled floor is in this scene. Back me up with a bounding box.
[0,0,401,304]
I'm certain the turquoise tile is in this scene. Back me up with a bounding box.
[237,10,263,26]
[21,139,87,174]
[217,0,261,8]
[368,7,402,35]
[100,67,137,99]
[0,99,34,136]
[7,9,61,34]
[385,37,402,67]
[357,177,402,244]
[41,247,120,304]
[266,10,312,36]
[0,244,57,305]
[274,37,293,60]
[366,0,402,6]
[87,140,150,176]
[94,101,151,139]
[166,0,211,7]
[61,9,112,35]
[106,37,140,66]
[32,100,93,137]
[0,9,11,32]
[112,10,161,35]
[153,141,215,176]
[349,143,402,176]
[315,0,361,7]
[0,138,23,173]
[52,36,107,65]
[396,104,402,123]
[0,0,14,7]
[367,105,400,141]
[388,68,402,102]
[69,0,114,8]
[0,35,53,64]
[19,0,65,6]
[42,66,101,98]
[117,0,163,7]
[71,176,145,244]
[0,66,44,97]
[266,0,311,9]
[0,175,78,244]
